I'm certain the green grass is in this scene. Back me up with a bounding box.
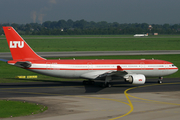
[0,100,47,118]
[0,35,180,52]
[0,54,179,83]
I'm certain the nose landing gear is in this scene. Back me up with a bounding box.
[158,77,163,84]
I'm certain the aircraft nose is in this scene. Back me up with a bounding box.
[174,66,178,73]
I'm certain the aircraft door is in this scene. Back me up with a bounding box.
[163,62,169,75]
[164,62,169,70]
[141,62,145,70]
[46,62,58,70]
[88,62,93,70]
[46,62,51,70]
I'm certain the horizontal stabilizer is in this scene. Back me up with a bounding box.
[0,59,8,62]
[14,61,32,68]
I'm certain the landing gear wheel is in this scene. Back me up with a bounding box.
[101,82,111,88]
[102,83,106,88]
[102,76,112,88]
[83,80,95,85]
[158,80,162,84]
[107,83,111,88]
[90,81,95,85]
[83,80,88,85]
[158,77,163,84]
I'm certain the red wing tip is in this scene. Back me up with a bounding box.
[117,65,123,71]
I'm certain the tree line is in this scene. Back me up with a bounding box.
[1,19,180,35]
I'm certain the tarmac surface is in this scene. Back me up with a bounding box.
[0,78,180,120]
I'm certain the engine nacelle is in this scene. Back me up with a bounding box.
[125,74,146,84]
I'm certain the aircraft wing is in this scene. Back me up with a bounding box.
[80,66,128,79]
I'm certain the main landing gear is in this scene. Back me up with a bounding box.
[102,76,112,88]
[102,82,111,88]
[82,80,95,85]
[83,76,112,88]
[158,77,163,84]
[82,80,112,87]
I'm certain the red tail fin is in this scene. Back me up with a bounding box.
[3,26,45,60]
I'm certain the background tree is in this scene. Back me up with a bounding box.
[1,20,180,35]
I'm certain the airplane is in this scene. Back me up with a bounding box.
[134,34,148,37]
[1,26,178,87]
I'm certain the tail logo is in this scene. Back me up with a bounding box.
[10,41,24,48]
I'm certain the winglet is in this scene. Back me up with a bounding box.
[117,65,123,71]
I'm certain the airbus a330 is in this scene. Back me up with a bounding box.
[1,27,178,87]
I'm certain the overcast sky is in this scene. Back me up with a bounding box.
[0,0,180,24]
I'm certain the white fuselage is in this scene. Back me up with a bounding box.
[15,60,177,80]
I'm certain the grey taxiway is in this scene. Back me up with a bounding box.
[1,50,180,59]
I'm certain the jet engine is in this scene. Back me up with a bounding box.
[125,74,146,84]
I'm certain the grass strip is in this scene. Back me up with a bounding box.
[0,100,47,118]
[0,36,180,52]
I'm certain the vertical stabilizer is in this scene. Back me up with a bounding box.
[3,26,45,60]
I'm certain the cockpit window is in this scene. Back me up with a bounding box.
[172,64,175,67]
